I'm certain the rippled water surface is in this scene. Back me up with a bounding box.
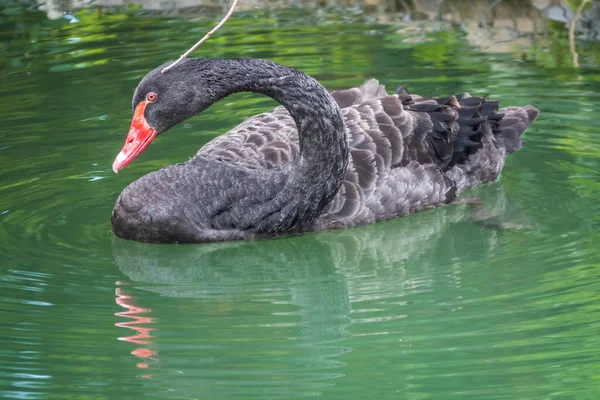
[2,6,600,400]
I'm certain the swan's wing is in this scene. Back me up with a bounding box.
[317,89,461,227]
[319,85,538,228]
[199,80,461,226]
[330,79,388,108]
[197,79,537,230]
[198,79,390,169]
[198,105,299,169]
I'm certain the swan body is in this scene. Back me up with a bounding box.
[111,58,539,243]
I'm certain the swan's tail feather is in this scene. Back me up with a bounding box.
[450,94,539,165]
[448,95,490,167]
[394,86,539,168]
[496,105,540,154]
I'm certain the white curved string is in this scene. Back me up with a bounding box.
[161,0,239,74]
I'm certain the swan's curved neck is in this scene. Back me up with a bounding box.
[207,58,347,174]
[189,58,349,228]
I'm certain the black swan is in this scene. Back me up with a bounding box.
[111,58,539,243]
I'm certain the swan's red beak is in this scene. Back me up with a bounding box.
[112,101,157,173]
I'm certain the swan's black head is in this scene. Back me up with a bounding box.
[112,58,220,173]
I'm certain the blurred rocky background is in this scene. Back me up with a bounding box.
[2,0,599,67]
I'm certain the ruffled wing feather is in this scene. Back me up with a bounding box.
[198,79,538,230]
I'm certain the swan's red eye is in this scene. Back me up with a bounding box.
[146,92,157,102]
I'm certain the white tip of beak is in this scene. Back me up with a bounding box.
[112,151,127,174]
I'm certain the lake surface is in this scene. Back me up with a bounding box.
[2,5,600,400]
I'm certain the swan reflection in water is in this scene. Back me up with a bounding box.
[112,184,534,398]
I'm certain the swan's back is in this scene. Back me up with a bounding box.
[197,79,538,231]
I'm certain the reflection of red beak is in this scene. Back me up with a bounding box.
[112,101,157,173]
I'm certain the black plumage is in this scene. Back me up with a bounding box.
[111,58,539,243]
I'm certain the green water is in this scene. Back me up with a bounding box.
[2,6,600,400]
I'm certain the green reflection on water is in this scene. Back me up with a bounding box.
[1,5,600,400]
